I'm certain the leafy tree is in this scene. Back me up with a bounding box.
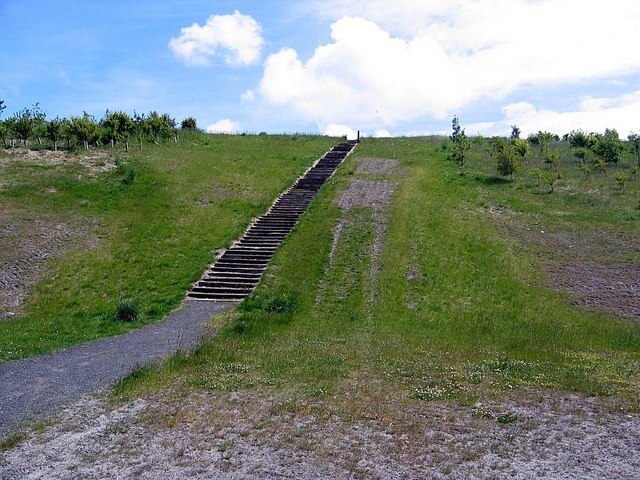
[495,142,519,180]
[70,113,100,150]
[527,131,558,156]
[11,104,46,148]
[101,110,135,151]
[628,133,640,166]
[544,151,559,171]
[181,117,197,130]
[512,137,529,163]
[510,125,521,139]
[45,117,68,151]
[593,158,608,175]
[566,130,596,149]
[2,117,16,147]
[449,116,470,166]
[614,171,628,194]
[578,163,592,181]
[572,147,589,163]
[133,112,151,149]
[160,113,177,142]
[592,129,623,164]
[532,168,561,193]
[0,120,9,148]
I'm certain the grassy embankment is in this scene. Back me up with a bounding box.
[0,134,336,363]
[116,136,640,408]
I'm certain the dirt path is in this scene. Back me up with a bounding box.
[0,300,231,435]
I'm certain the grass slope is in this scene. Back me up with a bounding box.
[0,134,336,363]
[117,137,639,408]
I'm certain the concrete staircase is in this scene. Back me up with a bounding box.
[187,140,358,301]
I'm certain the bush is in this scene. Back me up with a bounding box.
[239,291,299,314]
[113,297,141,322]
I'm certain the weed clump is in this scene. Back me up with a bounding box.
[113,297,141,322]
[115,158,137,184]
[239,291,298,314]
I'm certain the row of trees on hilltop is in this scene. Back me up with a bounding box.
[0,100,199,152]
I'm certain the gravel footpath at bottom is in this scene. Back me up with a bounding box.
[0,300,232,435]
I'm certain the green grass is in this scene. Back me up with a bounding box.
[0,134,336,363]
[114,137,640,408]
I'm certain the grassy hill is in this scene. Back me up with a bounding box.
[114,136,640,407]
[0,134,336,363]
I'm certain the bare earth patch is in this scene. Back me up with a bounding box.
[487,207,640,322]
[1,387,638,479]
[0,148,117,177]
[0,207,98,319]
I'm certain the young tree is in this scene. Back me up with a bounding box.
[70,113,100,150]
[592,129,623,165]
[45,117,68,151]
[181,117,197,130]
[628,133,640,166]
[614,171,628,194]
[572,147,589,163]
[11,104,46,148]
[579,163,592,181]
[512,137,529,164]
[593,158,608,176]
[527,131,558,156]
[566,130,596,149]
[133,112,151,149]
[101,110,134,150]
[495,142,519,180]
[544,151,559,171]
[449,116,471,166]
[160,113,177,142]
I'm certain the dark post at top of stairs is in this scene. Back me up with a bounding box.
[187,139,359,302]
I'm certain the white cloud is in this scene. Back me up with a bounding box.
[260,2,640,131]
[169,11,263,67]
[467,91,640,137]
[374,129,391,138]
[241,89,256,102]
[321,123,358,139]
[206,119,241,134]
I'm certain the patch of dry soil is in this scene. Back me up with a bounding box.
[490,209,640,322]
[1,388,638,479]
[0,207,98,319]
[0,148,116,177]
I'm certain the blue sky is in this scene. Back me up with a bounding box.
[1,0,639,137]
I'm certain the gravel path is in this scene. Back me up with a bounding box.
[0,300,232,435]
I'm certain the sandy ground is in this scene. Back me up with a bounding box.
[1,386,638,479]
[0,148,116,176]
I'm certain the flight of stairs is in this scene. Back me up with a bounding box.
[187,140,358,301]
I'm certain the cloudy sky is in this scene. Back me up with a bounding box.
[1,0,639,137]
